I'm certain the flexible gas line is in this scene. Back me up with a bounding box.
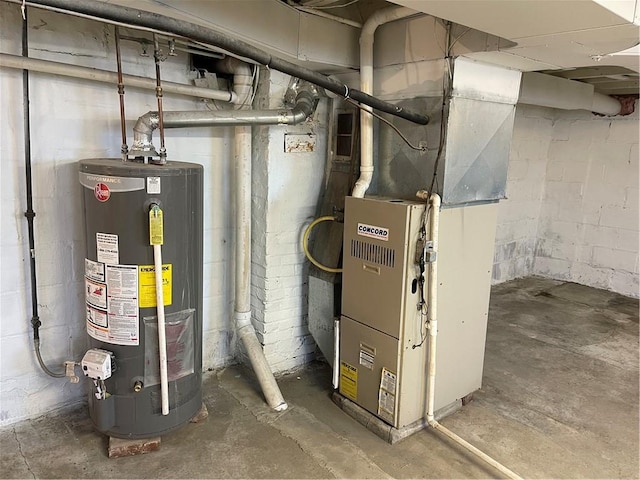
[150,204,169,415]
[302,216,343,273]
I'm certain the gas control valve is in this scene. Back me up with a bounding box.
[81,348,115,380]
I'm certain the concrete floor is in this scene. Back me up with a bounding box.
[1,277,638,479]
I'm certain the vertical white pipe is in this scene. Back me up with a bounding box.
[352,6,417,198]
[234,124,288,411]
[424,194,522,480]
[425,193,440,423]
[153,243,169,415]
[332,319,340,389]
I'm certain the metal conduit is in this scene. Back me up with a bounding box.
[22,0,429,125]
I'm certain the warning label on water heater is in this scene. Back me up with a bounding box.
[85,260,139,346]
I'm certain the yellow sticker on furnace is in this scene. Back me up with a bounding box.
[138,264,172,308]
[339,361,358,401]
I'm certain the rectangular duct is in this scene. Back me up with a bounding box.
[372,57,522,205]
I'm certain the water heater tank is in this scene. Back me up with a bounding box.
[79,158,203,439]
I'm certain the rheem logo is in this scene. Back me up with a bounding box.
[94,183,110,202]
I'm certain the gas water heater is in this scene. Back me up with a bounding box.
[79,158,203,438]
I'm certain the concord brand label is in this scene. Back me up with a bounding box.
[357,223,389,241]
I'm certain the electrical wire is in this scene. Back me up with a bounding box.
[427,21,453,198]
[35,340,65,378]
[22,4,65,379]
[345,98,427,152]
[449,26,471,50]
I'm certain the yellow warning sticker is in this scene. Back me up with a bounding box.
[138,264,172,308]
[149,207,164,246]
[339,361,358,401]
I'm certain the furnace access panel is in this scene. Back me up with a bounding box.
[339,196,428,428]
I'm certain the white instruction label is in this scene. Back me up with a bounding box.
[87,264,139,346]
[380,368,397,395]
[378,390,396,424]
[106,264,138,297]
[359,350,375,370]
[147,177,161,194]
[378,367,397,425]
[85,259,105,283]
[96,233,119,265]
[357,223,389,242]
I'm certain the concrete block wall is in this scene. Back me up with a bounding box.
[251,69,329,372]
[0,5,234,425]
[495,101,639,298]
[535,106,639,297]
[493,105,553,283]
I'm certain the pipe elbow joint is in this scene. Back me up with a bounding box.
[131,111,159,156]
[290,91,318,123]
[352,178,372,198]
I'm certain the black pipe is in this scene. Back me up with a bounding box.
[26,0,429,125]
[22,8,39,341]
[21,6,65,378]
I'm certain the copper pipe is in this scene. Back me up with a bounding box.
[153,34,166,164]
[114,26,128,158]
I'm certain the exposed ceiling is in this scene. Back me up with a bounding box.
[387,0,639,95]
[295,0,639,95]
[113,0,639,95]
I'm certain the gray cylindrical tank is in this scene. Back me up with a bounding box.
[79,158,203,439]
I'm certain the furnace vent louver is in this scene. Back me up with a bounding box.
[350,239,395,268]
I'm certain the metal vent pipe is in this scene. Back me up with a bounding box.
[21,0,429,125]
[129,89,318,157]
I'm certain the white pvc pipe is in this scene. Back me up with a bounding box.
[0,52,237,102]
[352,6,417,198]
[234,124,287,412]
[425,193,441,424]
[424,194,522,480]
[153,243,169,416]
[332,318,340,389]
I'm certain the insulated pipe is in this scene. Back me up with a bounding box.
[130,91,317,155]
[424,194,523,480]
[352,6,419,198]
[22,0,429,125]
[0,53,237,102]
[234,125,287,411]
